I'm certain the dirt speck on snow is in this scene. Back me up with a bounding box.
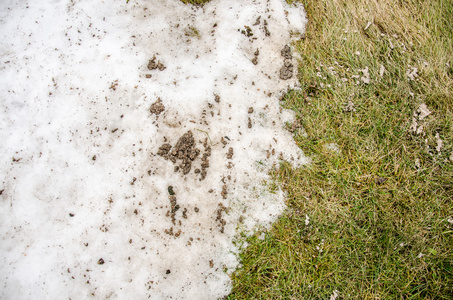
[148,55,166,71]
[150,98,165,117]
[226,147,234,159]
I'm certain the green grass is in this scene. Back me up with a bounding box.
[226,0,453,299]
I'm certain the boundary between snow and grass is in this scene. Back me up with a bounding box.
[222,0,453,299]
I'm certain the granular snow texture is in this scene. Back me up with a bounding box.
[0,0,308,298]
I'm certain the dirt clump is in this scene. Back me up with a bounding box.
[199,139,211,181]
[220,137,228,148]
[216,203,227,233]
[281,45,292,59]
[158,131,200,175]
[279,45,293,80]
[148,55,166,71]
[157,143,172,157]
[149,98,165,117]
[240,25,253,37]
[168,191,178,224]
[221,184,228,199]
[263,19,270,37]
[226,147,234,159]
[287,120,302,133]
[251,48,259,65]
[253,16,261,26]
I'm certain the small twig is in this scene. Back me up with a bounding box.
[196,129,212,146]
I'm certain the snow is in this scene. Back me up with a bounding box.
[0,0,308,299]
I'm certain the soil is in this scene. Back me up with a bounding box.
[281,45,292,60]
[216,203,227,233]
[251,49,259,65]
[150,98,165,116]
[220,137,228,147]
[287,120,301,133]
[199,141,211,181]
[164,187,185,237]
[221,184,228,199]
[263,19,270,37]
[240,25,253,37]
[148,55,166,71]
[157,143,172,157]
[280,59,293,80]
[158,131,212,181]
[279,45,293,80]
[158,131,200,175]
[226,147,234,159]
[169,194,178,224]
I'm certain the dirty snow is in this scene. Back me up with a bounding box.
[0,0,308,299]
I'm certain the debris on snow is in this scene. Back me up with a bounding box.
[279,45,294,80]
[149,98,166,117]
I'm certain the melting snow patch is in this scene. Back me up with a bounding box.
[324,143,341,154]
[410,103,432,135]
[360,66,370,84]
[0,0,308,299]
[343,101,356,112]
[379,65,385,77]
[330,290,340,300]
[406,66,419,81]
[435,132,443,154]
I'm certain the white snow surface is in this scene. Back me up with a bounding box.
[0,0,308,299]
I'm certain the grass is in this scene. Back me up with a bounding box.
[179,0,453,298]
[226,0,453,299]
